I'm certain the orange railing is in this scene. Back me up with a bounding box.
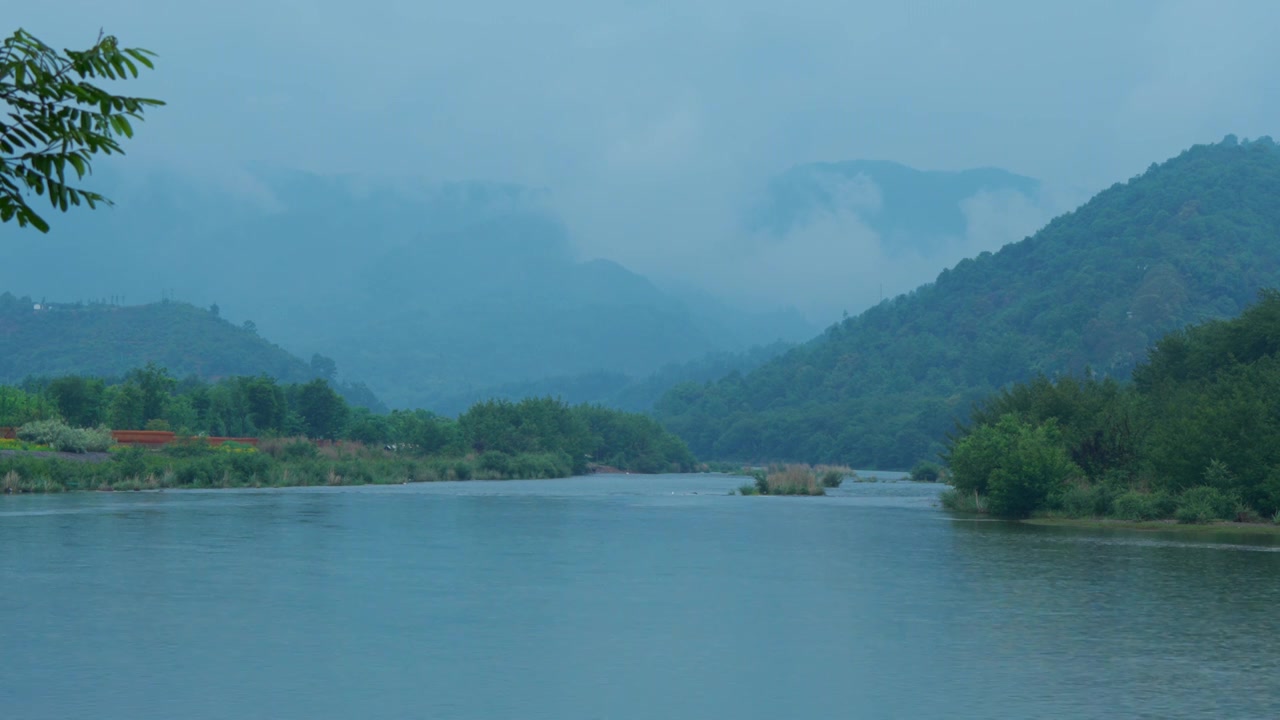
[110,430,259,447]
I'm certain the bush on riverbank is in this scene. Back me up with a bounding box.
[17,419,114,453]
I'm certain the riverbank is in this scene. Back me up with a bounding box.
[1023,516,1280,536]
[0,441,590,494]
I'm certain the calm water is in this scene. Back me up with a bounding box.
[3,474,1278,719]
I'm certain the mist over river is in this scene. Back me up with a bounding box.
[3,474,1278,719]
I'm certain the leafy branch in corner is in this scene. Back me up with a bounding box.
[0,28,163,232]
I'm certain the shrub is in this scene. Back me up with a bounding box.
[17,419,115,453]
[949,415,1080,518]
[113,446,149,480]
[910,460,943,483]
[1172,484,1233,517]
[478,451,511,475]
[820,469,845,488]
[940,488,986,513]
[279,440,319,462]
[1112,491,1169,521]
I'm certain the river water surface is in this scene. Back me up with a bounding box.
[3,474,1278,719]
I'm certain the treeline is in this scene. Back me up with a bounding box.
[656,137,1280,468]
[1,367,697,479]
[944,290,1280,522]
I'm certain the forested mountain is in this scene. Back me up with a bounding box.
[0,170,813,410]
[431,341,794,416]
[656,136,1280,468]
[0,294,383,410]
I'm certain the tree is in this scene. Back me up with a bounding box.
[947,414,1081,519]
[1,29,163,232]
[295,379,348,440]
[127,362,175,424]
[45,375,107,427]
[310,354,337,382]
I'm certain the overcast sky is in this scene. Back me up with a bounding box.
[19,0,1280,318]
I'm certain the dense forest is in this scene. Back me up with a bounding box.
[656,137,1280,468]
[945,290,1280,522]
[0,366,697,487]
[0,294,384,410]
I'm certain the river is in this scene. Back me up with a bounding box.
[2,474,1278,719]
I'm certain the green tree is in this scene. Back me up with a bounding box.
[948,414,1081,518]
[108,382,145,429]
[45,375,107,427]
[1,29,162,232]
[126,362,175,425]
[294,378,348,440]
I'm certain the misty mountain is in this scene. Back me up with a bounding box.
[753,159,1042,256]
[0,169,814,410]
[655,136,1280,468]
[429,340,794,416]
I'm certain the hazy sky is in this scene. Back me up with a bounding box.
[19,1,1280,317]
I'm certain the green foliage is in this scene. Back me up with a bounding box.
[1111,491,1176,521]
[947,289,1280,522]
[656,137,1280,468]
[939,488,986,514]
[16,418,113,453]
[2,365,696,480]
[45,375,107,427]
[0,385,57,426]
[293,378,348,440]
[909,460,943,483]
[0,29,162,232]
[1175,486,1236,524]
[819,469,845,488]
[947,415,1080,518]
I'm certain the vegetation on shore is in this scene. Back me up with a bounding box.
[0,435,594,494]
[0,373,697,493]
[942,290,1280,524]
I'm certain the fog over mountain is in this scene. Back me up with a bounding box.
[6,1,1280,407]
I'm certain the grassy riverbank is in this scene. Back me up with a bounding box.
[1022,516,1280,536]
[0,438,607,494]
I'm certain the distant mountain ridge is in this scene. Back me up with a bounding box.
[656,136,1280,468]
[0,170,815,410]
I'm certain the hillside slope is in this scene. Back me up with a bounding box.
[0,295,383,410]
[655,136,1280,468]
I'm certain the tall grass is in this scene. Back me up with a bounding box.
[738,465,825,496]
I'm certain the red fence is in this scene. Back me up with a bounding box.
[110,431,259,447]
